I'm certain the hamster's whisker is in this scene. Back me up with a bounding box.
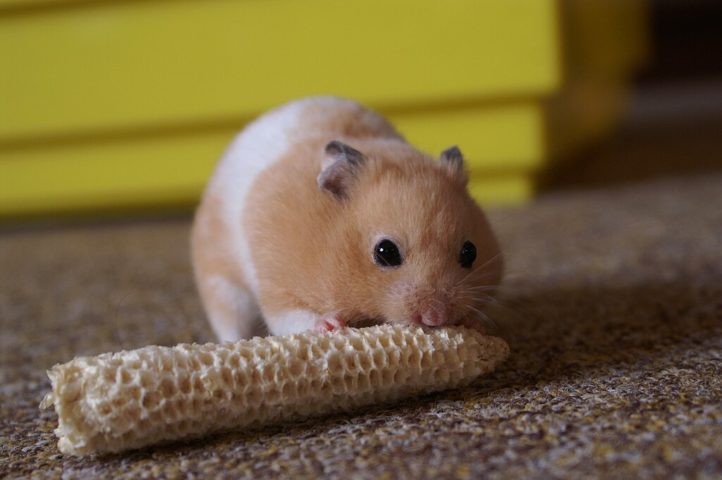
[469,293,509,316]
[458,258,493,284]
[458,266,484,284]
[456,253,502,285]
[456,269,495,290]
[478,295,526,325]
[463,304,498,331]
[457,287,500,305]
[463,285,500,292]
[471,293,502,306]
[477,252,503,271]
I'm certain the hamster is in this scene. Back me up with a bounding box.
[191,97,503,342]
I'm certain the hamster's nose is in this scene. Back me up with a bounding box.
[420,307,447,327]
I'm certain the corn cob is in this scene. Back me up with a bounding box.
[41,325,509,456]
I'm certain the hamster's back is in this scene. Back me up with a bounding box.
[210,97,401,211]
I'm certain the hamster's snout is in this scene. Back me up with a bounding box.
[401,287,453,327]
[390,282,484,328]
[412,304,448,327]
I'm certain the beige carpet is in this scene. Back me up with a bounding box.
[1,173,721,478]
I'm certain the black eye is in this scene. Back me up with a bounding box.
[374,239,403,268]
[459,241,476,268]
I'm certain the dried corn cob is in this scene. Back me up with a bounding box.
[41,325,509,456]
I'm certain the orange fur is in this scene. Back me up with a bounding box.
[243,105,502,331]
[193,98,503,339]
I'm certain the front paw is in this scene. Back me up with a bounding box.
[314,313,347,333]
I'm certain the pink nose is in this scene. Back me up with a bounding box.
[420,307,447,327]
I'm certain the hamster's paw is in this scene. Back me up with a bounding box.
[314,313,347,333]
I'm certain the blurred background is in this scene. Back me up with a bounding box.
[0,0,720,223]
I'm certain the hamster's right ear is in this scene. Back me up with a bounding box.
[440,145,468,185]
[317,140,367,200]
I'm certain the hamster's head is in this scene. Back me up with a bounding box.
[318,140,503,329]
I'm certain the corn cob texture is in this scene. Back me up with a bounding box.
[41,325,509,456]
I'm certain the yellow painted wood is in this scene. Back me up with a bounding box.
[0,0,560,141]
[0,129,231,216]
[0,102,545,216]
[0,141,533,217]
[0,0,81,5]
[0,0,648,218]
[0,84,630,217]
[468,175,534,206]
[392,103,544,171]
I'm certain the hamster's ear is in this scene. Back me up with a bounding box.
[440,145,468,184]
[317,140,367,200]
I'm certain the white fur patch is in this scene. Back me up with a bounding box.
[265,309,320,336]
[205,275,261,342]
[209,100,308,295]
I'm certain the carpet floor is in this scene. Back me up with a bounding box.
[1,173,721,479]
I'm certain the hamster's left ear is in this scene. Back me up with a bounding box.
[317,140,367,200]
[440,146,468,185]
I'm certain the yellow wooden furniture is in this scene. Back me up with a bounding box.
[0,0,647,218]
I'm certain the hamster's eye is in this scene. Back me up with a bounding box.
[459,241,476,269]
[373,239,403,268]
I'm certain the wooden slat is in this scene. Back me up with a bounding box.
[0,0,560,140]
